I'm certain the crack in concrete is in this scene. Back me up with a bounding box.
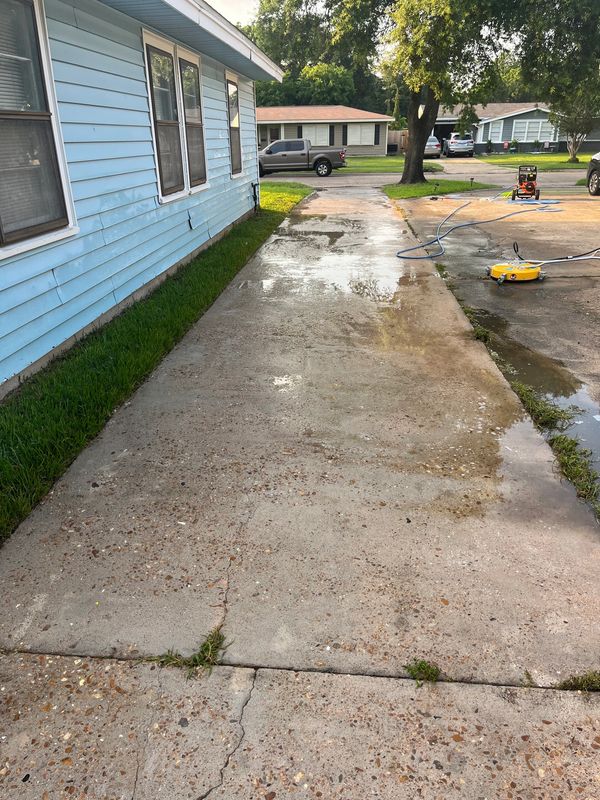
[218,500,257,631]
[131,667,162,799]
[196,668,257,800]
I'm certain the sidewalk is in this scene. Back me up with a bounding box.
[1,186,598,798]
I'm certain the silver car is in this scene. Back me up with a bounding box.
[424,135,442,158]
[443,132,474,157]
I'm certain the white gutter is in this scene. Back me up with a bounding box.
[161,0,283,81]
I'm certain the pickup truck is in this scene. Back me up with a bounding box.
[258,139,346,177]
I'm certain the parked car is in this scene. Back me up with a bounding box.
[587,152,600,195]
[424,135,442,158]
[442,132,474,157]
[259,139,346,177]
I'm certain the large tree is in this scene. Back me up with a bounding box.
[549,84,600,162]
[385,0,511,184]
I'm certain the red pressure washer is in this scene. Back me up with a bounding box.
[511,165,540,201]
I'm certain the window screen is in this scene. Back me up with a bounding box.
[342,124,348,146]
[227,79,241,174]
[329,125,335,146]
[297,125,303,139]
[147,45,184,195]
[374,124,380,145]
[0,0,68,245]
[179,59,206,186]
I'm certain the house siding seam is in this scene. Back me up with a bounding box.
[0,0,258,387]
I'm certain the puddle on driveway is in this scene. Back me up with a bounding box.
[471,308,600,476]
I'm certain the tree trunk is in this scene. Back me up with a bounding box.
[401,87,440,184]
[567,132,583,162]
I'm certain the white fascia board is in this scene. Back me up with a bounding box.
[163,0,283,81]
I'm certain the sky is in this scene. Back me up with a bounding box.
[209,0,259,26]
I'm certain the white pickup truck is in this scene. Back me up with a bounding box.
[259,138,347,177]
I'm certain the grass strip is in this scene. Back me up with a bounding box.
[0,181,311,544]
[557,671,600,692]
[477,153,592,171]
[383,179,493,200]
[147,627,226,678]
[510,381,575,431]
[344,155,443,174]
[548,434,600,507]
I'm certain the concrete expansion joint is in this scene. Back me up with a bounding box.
[197,668,258,800]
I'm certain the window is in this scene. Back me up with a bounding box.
[269,141,287,153]
[227,78,241,174]
[0,0,70,246]
[269,126,280,142]
[374,124,380,146]
[179,59,205,186]
[512,118,556,142]
[297,125,303,139]
[144,33,207,199]
[286,141,304,152]
[342,124,348,146]
[348,123,375,146]
[329,125,335,146]
[489,121,502,142]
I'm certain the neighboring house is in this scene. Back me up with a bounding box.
[0,0,281,393]
[256,106,394,156]
[436,103,600,153]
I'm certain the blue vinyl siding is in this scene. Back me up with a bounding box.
[0,0,259,386]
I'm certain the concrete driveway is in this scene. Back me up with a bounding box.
[1,186,599,798]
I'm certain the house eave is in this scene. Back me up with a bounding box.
[98,0,283,81]
[475,107,552,125]
[257,117,394,125]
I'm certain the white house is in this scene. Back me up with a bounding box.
[256,105,394,156]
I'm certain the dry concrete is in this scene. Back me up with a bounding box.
[1,185,599,797]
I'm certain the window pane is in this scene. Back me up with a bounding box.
[0,0,46,111]
[156,122,183,193]
[186,124,206,185]
[148,46,178,121]
[179,59,202,123]
[227,80,239,128]
[0,116,67,241]
[230,127,241,174]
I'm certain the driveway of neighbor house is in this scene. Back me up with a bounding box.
[1,186,599,798]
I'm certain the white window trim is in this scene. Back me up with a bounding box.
[225,69,245,180]
[142,31,210,204]
[511,118,557,142]
[0,0,77,263]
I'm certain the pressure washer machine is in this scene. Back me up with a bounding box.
[511,165,540,201]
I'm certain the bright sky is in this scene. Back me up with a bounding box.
[209,0,258,26]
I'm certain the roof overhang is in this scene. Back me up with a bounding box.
[257,117,394,124]
[476,107,551,124]
[98,0,283,82]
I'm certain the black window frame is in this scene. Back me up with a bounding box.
[146,43,185,196]
[178,57,206,188]
[297,125,303,139]
[0,0,69,247]
[342,124,348,146]
[226,77,242,175]
[329,124,335,146]
[374,124,381,146]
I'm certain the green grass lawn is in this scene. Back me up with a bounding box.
[383,178,493,199]
[0,181,311,544]
[477,153,592,170]
[576,178,588,186]
[345,155,443,174]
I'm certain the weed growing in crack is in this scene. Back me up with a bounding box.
[435,263,449,279]
[557,671,600,692]
[404,659,440,687]
[548,435,600,507]
[461,306,491,343]
[522,669,536,688]
[148,627,226,678]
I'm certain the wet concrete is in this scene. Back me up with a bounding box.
[1,185,600,797]
[403,193,600,482]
